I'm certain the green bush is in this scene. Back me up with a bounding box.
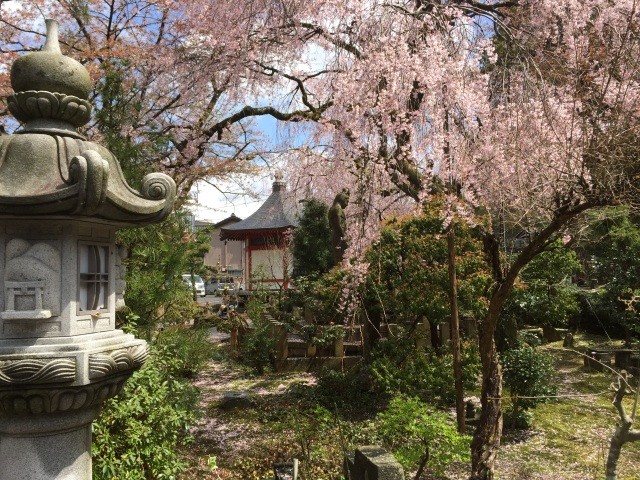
[153,325,216,378]
[503,241,581,331]
[370,335,480,404]
[92,330,204,479]
[378,396,470,478]
[117,210,209,334]
[574,207,640,338]
[298,268,348,325]
[517,329,543,347]
[239,315,277,374]
[309,368,376,414]
[501,345,557,429]
[363,198,491,335]
[292,197,333,277]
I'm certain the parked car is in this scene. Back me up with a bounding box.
[182,273,206,297]
[205,276,237,295]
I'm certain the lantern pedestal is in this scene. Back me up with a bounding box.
[0,331,147,480]
[0,216,147,479]
[0,408,96,480]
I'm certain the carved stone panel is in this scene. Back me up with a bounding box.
[2,238,61,320]
[88,344,148,380]
[0,357,75,385]
[0,374,130,415]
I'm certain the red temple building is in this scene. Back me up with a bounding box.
[220,175,297,290]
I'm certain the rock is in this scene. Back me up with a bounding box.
[345,446,404,480]
[219,392,254,410]
[543,325,563,342]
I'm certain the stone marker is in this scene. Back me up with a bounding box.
[344,446,404,480]
[0,19,175,480]
[274,459,298,480]
[440,321,451,343]
[584,349,612,372]
[563,332,574,348]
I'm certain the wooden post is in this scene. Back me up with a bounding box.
[448,224,465,433]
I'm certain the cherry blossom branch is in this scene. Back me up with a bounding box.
[297,22,362,59]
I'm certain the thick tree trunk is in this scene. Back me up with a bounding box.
[467,203,595,479]
[470,321,503,480]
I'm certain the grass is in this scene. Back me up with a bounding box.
[495,334,640,480]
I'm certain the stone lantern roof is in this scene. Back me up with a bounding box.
[0,19,175,224]
[220,174,297,240]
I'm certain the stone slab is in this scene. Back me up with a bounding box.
[344,446,404,480]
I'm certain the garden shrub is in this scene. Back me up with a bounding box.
[517,329,543,347]
[292,197,333,277]
[291,406,334,463]
[236,284,281,373]
[92,329,203,479]
[503,241,581,331]
[117,210,209,335]
[370,335,480,404]
[228,404,342,480]
[152,325,216,378]
[310,367,376,414]
[501,345,557,429]
[378,396,470,478]
[239,314,277,374]
[574,207,640,339]
[300,268,349,326]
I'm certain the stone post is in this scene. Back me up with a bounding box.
[440,321,451,343]
[0,19,175,479]
[344,446,404,480]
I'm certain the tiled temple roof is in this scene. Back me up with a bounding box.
[220,178,297,240]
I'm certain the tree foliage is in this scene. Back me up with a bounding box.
[0,0,332,198]
[504,241,582,330]
[292,198,333,277]
[117,211,211,334]
[576,208,640,338]
[378,396,470,478]
[364,198,491,331]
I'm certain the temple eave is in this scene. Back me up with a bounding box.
[220,226,294,241]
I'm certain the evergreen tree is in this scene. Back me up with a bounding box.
[292,198,333,277]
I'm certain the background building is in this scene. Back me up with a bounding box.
[196,215,244,277]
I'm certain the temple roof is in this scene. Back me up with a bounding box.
[220,178,297,240]
[214,213,242,228]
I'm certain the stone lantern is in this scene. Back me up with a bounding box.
[0,20,176,480]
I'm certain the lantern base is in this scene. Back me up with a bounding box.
[0,406,98,480]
